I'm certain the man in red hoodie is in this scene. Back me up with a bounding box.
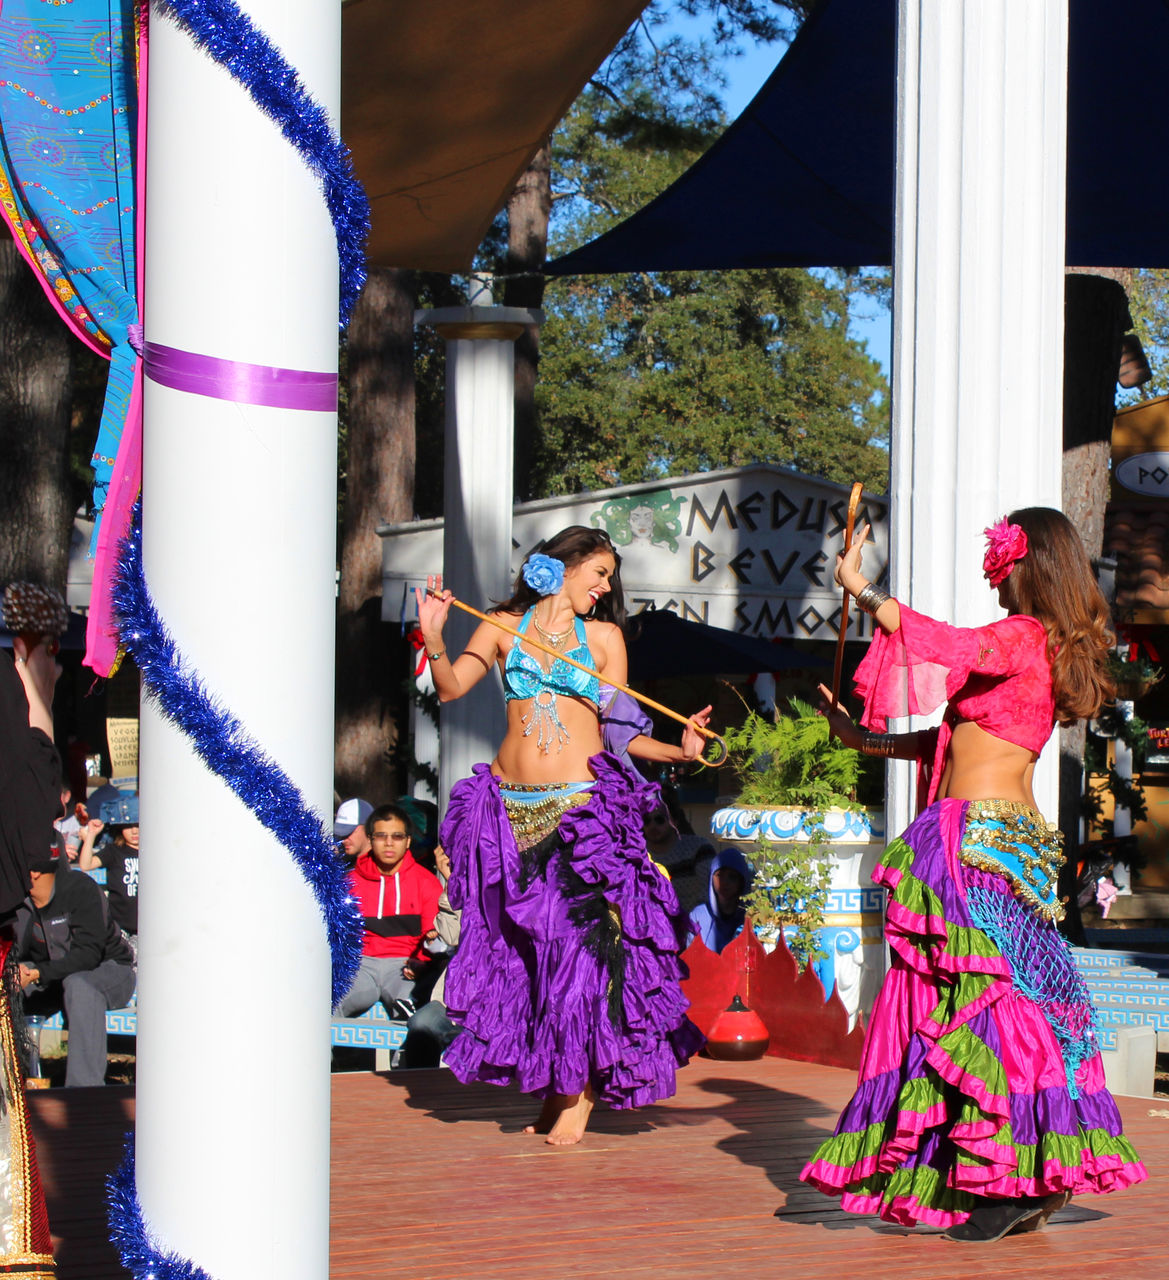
[338,803,441,1019]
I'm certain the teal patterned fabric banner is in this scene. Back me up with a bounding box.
[0,0,143,675]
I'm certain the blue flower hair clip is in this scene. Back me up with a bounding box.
[523,553,565,596]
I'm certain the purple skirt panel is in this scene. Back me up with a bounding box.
[440,752,703,1107]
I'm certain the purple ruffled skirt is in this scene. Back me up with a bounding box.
[440,752,703,1107]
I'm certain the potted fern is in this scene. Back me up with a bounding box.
[712,696,885,1023]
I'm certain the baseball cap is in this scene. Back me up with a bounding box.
[29,843,63,875]
[333,798,373,840]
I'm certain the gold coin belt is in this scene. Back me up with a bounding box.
[960,799,1066,923]
[501,784,592,851]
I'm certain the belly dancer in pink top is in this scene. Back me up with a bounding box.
[800,508,1147,1241]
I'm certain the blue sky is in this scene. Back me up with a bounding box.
[701,21,894,377]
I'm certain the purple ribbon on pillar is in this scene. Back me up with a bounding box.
[144,342,338,411]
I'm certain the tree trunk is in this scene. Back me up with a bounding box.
[1058,270,1131,942]
[503,140,551,502]
[0,237,75,591]
[335,267,416,800]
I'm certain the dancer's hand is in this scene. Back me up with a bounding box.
[816,683,862,750]
[834,521,870,597]
[415,575,452,641]
[680,705,713,760]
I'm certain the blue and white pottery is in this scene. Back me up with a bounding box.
[711,804,887,1027]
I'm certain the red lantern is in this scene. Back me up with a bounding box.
[705,994,770,1061]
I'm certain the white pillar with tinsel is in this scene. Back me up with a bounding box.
[135,3,338,1276]
[414,302,541,811]
[887,0,1066,834]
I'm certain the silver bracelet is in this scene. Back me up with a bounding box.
[855,583,892,616]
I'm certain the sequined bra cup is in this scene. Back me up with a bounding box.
[503,609,601,708]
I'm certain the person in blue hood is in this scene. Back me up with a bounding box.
[688,847,754,953]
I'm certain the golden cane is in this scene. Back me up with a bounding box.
[426,592,728,765]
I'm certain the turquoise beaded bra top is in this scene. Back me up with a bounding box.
[504,608,600,705]
[503,608,600,752]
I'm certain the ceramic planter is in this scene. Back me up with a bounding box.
[711,803,886,1025]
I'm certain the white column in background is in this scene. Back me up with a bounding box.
[415,305,540,811]
[136,3,338,1276]
[887,0,1067,832]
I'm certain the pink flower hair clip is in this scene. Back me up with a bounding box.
[982,518,1029,587]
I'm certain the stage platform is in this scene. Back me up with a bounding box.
[29,1056,1168,1278]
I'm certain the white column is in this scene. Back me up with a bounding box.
[136,5,337,1277]
[414,305,540,809]
[888,0,1067,832]
[1111,700,1134,893]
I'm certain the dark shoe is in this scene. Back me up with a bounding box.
[943,1197,1045,1242]
[1012,1191,1072,1234]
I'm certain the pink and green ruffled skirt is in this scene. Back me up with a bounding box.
[800,797,1147,1228]
[440,753,703,1108]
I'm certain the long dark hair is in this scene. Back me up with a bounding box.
[493,526,627,630]
[999,507,1115,722]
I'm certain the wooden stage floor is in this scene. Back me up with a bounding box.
[29,1056,1169,1279]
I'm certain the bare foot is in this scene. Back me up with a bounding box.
[545,1084,595,1146]
[522,1095,562,1134]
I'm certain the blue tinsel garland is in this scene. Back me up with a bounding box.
[113,503,363,1007]
[157,0,370,325]
[108,1145,216,1280]
[105,7,368,1270]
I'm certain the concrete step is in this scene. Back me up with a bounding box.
[1081,977,1169,996]
[1098,1024,1158,1097]
[1072,946,1169,974]
[1091,994,1169,1026]
[1091,1003,1169,1055]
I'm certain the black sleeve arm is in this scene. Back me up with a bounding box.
[0,660,59,915]
[37,880,106,983]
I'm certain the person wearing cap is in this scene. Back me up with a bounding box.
[15,844,135,1088]
[78,792,139,939]
[333,797,373,866]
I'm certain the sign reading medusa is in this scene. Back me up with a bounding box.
[591,490,686,553]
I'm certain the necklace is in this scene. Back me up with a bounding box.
[532,612,573,648]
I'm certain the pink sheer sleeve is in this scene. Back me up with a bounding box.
[852,605,983,732]
[852,607,1047,732]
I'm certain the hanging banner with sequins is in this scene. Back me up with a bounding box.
[0,0,145,677]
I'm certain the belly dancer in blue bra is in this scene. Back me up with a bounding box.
[416,526,708,1145]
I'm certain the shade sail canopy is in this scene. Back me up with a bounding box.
[626,608,829,682]
[550,0,1169,275]
[342,0,648,271]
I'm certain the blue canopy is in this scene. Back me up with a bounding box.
[550,0,1169,274]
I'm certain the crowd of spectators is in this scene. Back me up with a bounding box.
[328,778,751,1073]
[3,609,139,1089]
[10,708,744,1087]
